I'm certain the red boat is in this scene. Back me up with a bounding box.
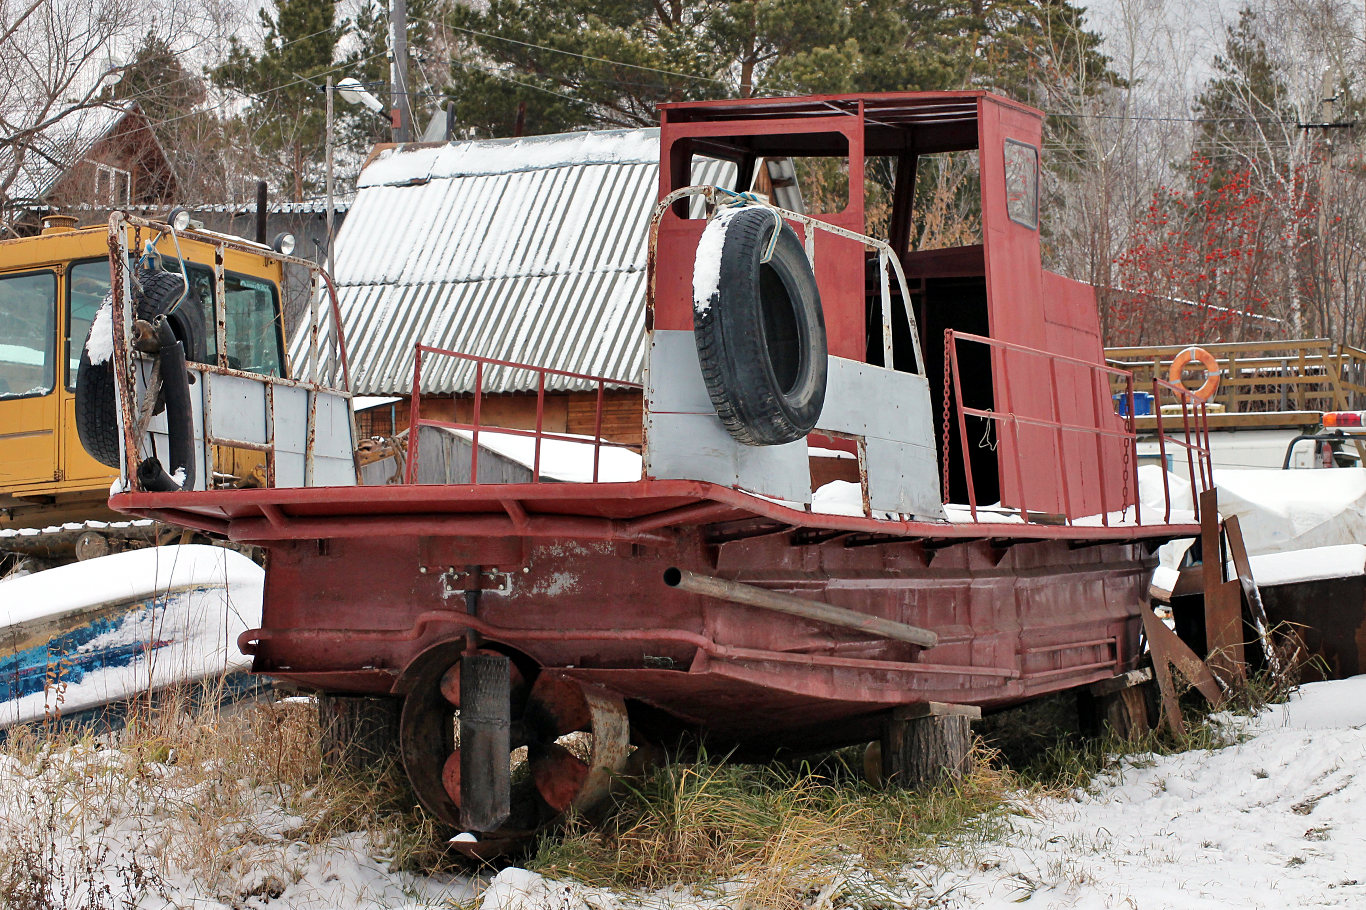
[99,91,1212,851]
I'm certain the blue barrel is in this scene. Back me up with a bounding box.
[1113,391,1154,416]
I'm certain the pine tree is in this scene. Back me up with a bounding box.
[212,0,340,201]
[440,0,1113,138]
[1192,8,1294,187]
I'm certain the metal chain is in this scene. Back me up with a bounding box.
[941,330,953,503]
[1122,430,1132,518]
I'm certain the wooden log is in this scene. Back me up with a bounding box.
[880,702,979,789]
[1078,668,1153,741]
[317,693,402,775]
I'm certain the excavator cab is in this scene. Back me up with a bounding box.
[0,212,290,560]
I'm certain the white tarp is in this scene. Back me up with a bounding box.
[1215,468,1366,555]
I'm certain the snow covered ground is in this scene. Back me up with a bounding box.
[3,677,1364,908]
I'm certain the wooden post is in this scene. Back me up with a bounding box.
[1078,668,1153,741]
[317,694,402,775]
[880,702,981,789]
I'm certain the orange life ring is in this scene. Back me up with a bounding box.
[1168,345,1221,401]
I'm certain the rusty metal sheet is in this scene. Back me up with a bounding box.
[1199,488,1246,683]
[1142,607,1224,736]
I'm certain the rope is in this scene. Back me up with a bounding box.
[713,186,785,263]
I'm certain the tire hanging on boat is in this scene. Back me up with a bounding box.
[692,206,827,446]
[75,268,205,468]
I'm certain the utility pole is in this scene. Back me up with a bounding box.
[1297,70,1356,339]
[326,76,336,280]
[390,0,411,143]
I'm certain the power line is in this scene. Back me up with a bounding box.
[421,17,738,89]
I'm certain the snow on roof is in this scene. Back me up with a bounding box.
[0,100,137,202]
[358,129,661,188]
[299,128,732,396]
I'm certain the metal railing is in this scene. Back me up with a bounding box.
[945,330,1212,527]
[108,212,356,492]
[404,345,642,485]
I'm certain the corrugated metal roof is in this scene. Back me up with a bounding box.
[299,128,702,395]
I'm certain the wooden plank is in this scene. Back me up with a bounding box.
[1132,411,1321,432]
[1224,514,1283,679]
[567,390,643,446]
[892,701,982,720]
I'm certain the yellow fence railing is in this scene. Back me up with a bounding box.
[1106,339,1366,415]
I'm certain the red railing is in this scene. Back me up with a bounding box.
[944,330,1212,527]
[404,345,642,485]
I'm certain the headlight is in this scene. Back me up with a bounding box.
[271,232,296,256]
[167,206,192,232]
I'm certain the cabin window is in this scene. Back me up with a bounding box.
[687,153,740,217]
[789,152,849,216]
[222,274,284,376]
[67,260,111,389]
[911,151,982,249]
[0,271,57,399]
[1003,140,1039,230]
[180,264,283,374]
[676,134,850,218]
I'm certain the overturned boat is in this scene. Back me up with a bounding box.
[0,544,263,731]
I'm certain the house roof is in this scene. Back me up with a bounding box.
[0,100,145,203]
[300,128,720,396]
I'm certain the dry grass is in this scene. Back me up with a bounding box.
[530,744,1016,910]
[0,680,451,909]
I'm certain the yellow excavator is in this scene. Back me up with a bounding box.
[0,211,292,569]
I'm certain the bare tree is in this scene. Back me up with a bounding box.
[0,0,141,221]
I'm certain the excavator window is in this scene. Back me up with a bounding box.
[67,261,109,389]
[221,273,283,376]
[0,271,57,400]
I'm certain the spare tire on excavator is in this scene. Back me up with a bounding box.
[75,268,206,468]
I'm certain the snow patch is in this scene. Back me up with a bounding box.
[479,867,609,910]
[447,428,642,483]
[85,295,114,365]
[692,207,743,314]
[1249,544,1366,587]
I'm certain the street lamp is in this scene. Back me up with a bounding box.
[325,77,390,282]
[336,77,385,115]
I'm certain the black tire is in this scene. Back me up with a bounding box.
[75,269,206,468]
[693,207,827,446]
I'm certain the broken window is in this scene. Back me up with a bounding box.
[93,163,132,205]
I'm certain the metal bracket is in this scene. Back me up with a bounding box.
[440,567,513,600]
